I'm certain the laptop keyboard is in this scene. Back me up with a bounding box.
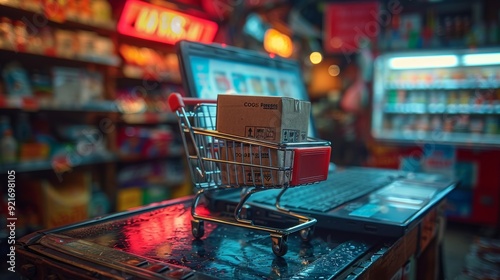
[251,170,395,213]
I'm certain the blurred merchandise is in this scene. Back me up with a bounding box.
[0,18,118,64]
[54,29,76,58]
[373,49,500,146]
[14,112,32,142]
[30,69,53,105]
[445,189,473,218]
[117,126,174,157]
[2,62,32,97]
[91,0,112,25]
[378,2,498,51]
[52,67,104,106]
[117,160,185,189]
[20,0,42,12]
[88,182,110,218]
[116,85,181,114]
[36,27,56,55]
[1,0,114,27]
[76,30,99,58]
[116,186,142,212]
[0,17,15,49]
[18,142,49,161]
[119,44,181,82]
[13,19,27,51]
[43,0,67,22]
[116,160,185,210]
[0,115,10,136]
[19,172,91,229]
[0,127,17,163]
[142,185,170,205]
[457,236,500,279]
[55,124,108,157]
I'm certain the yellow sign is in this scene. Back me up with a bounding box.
[263,29,293,58]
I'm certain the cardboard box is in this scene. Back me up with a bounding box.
[219,145,293,186]
[216,95,310,143]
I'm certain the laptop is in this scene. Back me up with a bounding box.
[176,40,457,238]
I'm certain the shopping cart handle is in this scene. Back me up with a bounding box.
[168,93,185,111]
[168,93,217,111]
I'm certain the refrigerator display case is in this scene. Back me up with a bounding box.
[372,48,500,147]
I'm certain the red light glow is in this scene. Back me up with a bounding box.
[118,0,218,45]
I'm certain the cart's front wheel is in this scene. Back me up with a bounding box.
[191,220,204,239]
[271,234,288,257]
[299,227,314,242]
[272,241,288,257]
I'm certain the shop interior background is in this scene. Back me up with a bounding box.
[0,0,499,278]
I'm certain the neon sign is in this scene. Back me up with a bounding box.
[263,28,293,58]
[118,0,218,45]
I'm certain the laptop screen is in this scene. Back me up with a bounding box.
[188,55,306,100]
[177,41,315,137]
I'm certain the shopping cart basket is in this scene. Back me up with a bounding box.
[168,93,331,256]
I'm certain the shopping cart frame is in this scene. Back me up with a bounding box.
[168,93,331,256]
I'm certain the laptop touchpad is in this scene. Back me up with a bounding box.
[374,181,438,202]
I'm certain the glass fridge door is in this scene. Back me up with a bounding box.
[372,48,500,147]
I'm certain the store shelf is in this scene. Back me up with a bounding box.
[118,151,183,163]
[0,98,121,113]
[0,153,117,174]
[121,112,177,124]
[386,82,500,90]
[373,130,500,148]
[384,104,500,114]
[0,3,116,34]
[117,75,182,86]
[0,147,183,176]
[0,48,120,67]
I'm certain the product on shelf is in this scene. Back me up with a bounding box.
[90,0,112,25]
[0,127,17,163]
[52,67,104,106]
[76,30,98,57]
[13,19,27,50]
[117,126,174,157]
[116,186,142,212]
[0,115,10,135]
[116,85,181,114]
[142,185,170,205]
[31,69,53,105]
[116,160,185,210]
[0,17,15,50]
[88,182,110,218]
[39,27,56,55]
[2,62,33,98]
[55,124,109,158]
[485,116,498,134]
[19,172,91,229]
[54,29,76,58]
[0,13,117,63]
[119,44,181,82]
[20,0,42,12]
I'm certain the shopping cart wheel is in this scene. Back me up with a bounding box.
[271,234,288,257]
[191,220,205,239]
[299,227,314,242]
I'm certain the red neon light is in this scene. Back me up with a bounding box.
[118,0,218,45]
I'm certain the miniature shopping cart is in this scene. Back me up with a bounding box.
[168,93,331,257]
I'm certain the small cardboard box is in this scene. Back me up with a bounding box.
[219,145,293,186]
[216,95,310,143]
